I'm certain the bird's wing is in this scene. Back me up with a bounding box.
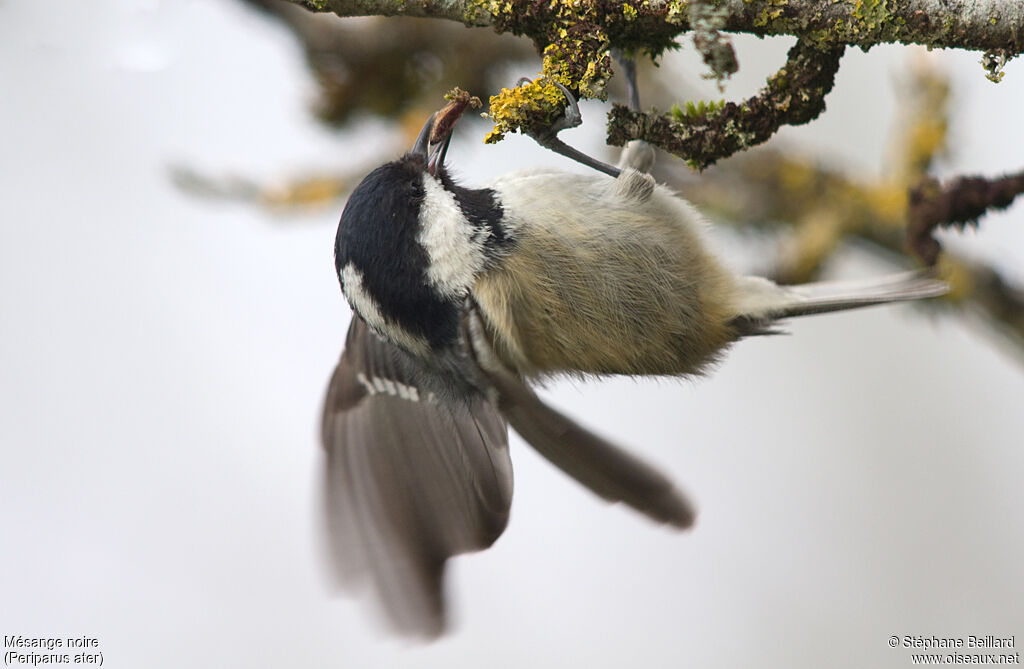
[463,302,696,529]
[321,317,513,638]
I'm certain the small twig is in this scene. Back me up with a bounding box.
[908,170,1024,266]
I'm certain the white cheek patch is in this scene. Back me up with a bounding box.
[340,263,386,331]
[417,176,487,298]
[340,263,429,355]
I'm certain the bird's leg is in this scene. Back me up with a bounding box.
[611,50,655,174]
[520,78,623,178]
[613,49,642,112]
[521,56,653,178]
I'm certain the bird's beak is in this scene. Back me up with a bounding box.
[411,111,453,178]
[411,112,438,160]
[412,95,475,177]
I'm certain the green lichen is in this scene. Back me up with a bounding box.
[753,0,787,28]
[849,0,905,38]
[802,17,844,50]
[738,0,986,54]
[303,0,329,10]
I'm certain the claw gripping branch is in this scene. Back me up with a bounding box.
[479,0,685,143]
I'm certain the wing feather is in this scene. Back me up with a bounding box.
[321,318,513,638]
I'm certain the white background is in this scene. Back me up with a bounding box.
[2,1,1022,667]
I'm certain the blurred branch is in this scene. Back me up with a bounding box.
[908,171,1024,266]
[673,148,1024,358]
[169,164,357,212]
[663,58,1024,359]
[245,0,532,125]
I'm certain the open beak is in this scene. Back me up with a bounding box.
[411,112,437,161]
[411,97,471,177]
[411,112,451,177]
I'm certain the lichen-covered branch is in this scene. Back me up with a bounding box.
[290,0,1021,157]
[608,38,843,168]
[292,0,1024,56]
[293,0,491,23]
[908,171,1024,266]
[716,0,1022,55]
[656,58,1024,357]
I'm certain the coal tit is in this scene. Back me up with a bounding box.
[321,97,947,637]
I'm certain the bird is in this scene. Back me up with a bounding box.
[320,93,948,638]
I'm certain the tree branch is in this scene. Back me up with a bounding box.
[293,0,493,24]
[289,0,1021,164]
[291,0,1024,55]
[608,38,844,168]
[908,170,1024,266]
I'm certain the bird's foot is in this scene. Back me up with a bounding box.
[517,77,622,178]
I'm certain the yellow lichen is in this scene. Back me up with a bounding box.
[484,77,569,143]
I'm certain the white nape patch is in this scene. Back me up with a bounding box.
[340,263,429,355]
[417,176,487,298]
[355,372,420,402]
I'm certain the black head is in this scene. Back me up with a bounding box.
[333,111,510,360]
[334,150,461,354]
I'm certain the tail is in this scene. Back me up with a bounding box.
[730,270,948,336]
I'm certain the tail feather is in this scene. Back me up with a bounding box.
[731,270,948,336]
